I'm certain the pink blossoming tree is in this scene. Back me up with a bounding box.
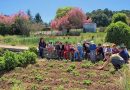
[51,8,92,30]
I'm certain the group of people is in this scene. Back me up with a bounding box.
[39,37,130,70]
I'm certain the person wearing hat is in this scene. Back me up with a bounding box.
[104,44,112,54]
[98,52,125,71]
[89,41,97,62]
[112,44,119,54]
[118,44,129,63]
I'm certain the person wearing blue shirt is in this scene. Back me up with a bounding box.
[119,45,129,63]
[89,41,97,62]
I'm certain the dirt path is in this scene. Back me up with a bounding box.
[0,44,28,51]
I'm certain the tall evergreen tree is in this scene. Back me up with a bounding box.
[27,10,33,22]
[34,13,43,23]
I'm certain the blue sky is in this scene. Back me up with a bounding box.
[0,0,130,22]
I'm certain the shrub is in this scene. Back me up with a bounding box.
[0,57,5,71]
[112,13,128,24]
[4,51,19,70]
[22,51,37,64]
[17,53,27,67]
[105,21,130,48]
[29,46,38,55]
[0,48,5,57]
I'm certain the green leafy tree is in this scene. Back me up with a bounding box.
[34,13,43,23]
[56,7,73,18]
[105,21,130,48]
[91,13,110,27]
[112,13,128,24]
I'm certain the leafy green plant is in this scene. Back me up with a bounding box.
[83,80,92,86]
[11,84,25,90]
[31,84,38,90]
[70,64,76,69]
[35,74,43,82]
[4,50,19,70]
[0,57,5,70]
[56,85,64,90]
[9,78,21,85]
[29,46,38,55]
[72,70,80,76]
[66,67,74,73]
[81,61,94,69]
[22,51,37,64]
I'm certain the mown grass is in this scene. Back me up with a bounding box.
[0,32,106,46]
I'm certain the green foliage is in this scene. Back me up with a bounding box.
[0,57,5,71]
[69,64,76,69]
[0,50,37,71]
[83,80,92,85]
[22,51,37,64]
[56,7,73,18]
[0,23,12,35]
[72,70,80,76]
[81,61,94,69]
[112,13,128,24]
[4,51,19,70]
[34,13,43,23]
[35,74,43,82]
[91,13,110,27]
[66,64,76,73]
[56,85,64,90]
[12,18,31,36]
[105,21,130,48]
[29,46,38,55]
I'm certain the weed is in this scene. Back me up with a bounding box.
[9,78,21,85]
[11,84,25,90]
[42,86,51,90]
[70,64,76,69]
[72,70,80,76]
[31,84,38,90]
[35,74,43,82]
[81,61,93,69]
[83,80,92,86]
[66,67,73,73]
[56,85,64,90]
[0,76,8,81]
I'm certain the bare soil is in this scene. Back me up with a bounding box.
[0,60,123,90]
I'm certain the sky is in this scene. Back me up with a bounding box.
[0,0,130,22]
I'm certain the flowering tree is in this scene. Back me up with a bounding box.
[51,8,92,30]
[0,11,29,25]
[0,11,30,35]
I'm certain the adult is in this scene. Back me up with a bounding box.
[38,38,46,58]
[96,44,104,61]
[98,52,125,70]
[64,42,70,60]
[112,44,119,54]
[77,43,84,61]
[118,44,129,63]
[83,42,90,59]
[89,41,97,62]
[104,44,112,54]
[56,42,64,60]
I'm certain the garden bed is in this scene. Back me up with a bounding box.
[0,60,123,90]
